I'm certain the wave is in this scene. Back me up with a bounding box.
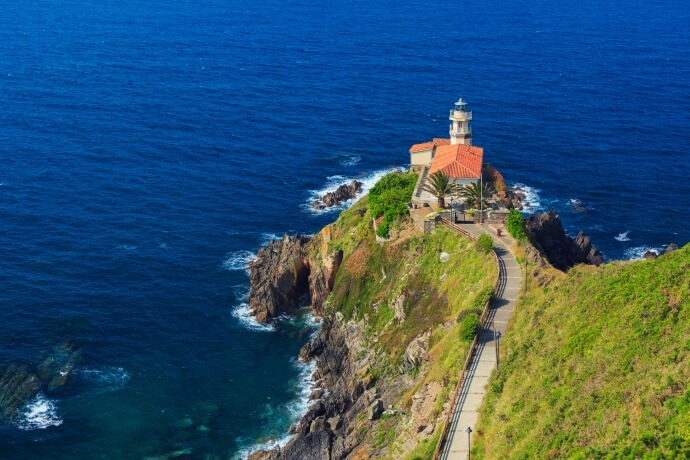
[233,356,320,460]
[15,393,63,430]
[222,250,257,272]
[306,166,405,214]
[340,154,361,167]
[231,302,275,332]
[116,244,137,251]
[260,233,281,246]
[624,245,662,260]
[512,183,542,211]
[76,366,131,392]
[615,231,630,242]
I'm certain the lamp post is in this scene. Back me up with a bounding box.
[495,330,502,369]
[466,426,473,460]
[480,173,483,224]
[449,197,455,223]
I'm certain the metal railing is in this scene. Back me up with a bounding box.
[432,218,502,460]
[449,110,473,120]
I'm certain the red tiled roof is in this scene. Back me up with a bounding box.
[429,144,483,179]
[409,138,450,153]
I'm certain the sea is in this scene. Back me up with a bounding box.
[0,0,688,457]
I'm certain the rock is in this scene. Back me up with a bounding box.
[327,415,342,430]
[570,199,589,214]
[423,423,435,435]
[643,250,659,260]
[391,294,406,322]
[439,252,450,263]
[382,409,398,417]
[312,181,363,209]
[281,430,332,460]
[662,243,679,255]
[402,331,430,372]
[0,340,81,422]
[524,209,604,271]
[174,417,194,430]
[310,416,327,433]
[196,424,210,432]
[368,399,384,421]
[0,364,41,420]
[248,234,312,322]
[309,389,325,401]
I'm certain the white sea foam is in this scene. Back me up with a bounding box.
[307,166,405,214]
[615,231,630,242]
[77,366,130,392]
[222,250,257,272]
[15,393,63,430]
[260,233,281,246]
[340,154,361,167]
[624,245,663,260]
[232,303,275,332]
[512,183,542,211]
[233,318,322,459]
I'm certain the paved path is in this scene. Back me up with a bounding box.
[439,223,522,460]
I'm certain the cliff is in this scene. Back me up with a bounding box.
[248,194,497,459]
[524,209,603,270]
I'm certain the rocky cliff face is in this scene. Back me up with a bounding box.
[248,231,343,322]
[524,209,604,271]
[248,234,312,322]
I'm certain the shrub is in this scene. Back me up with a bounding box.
[476,233,493,253]
[460,313,480,341]
[506,209,527,240]
[367,172,417,237]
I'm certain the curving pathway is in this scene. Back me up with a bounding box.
[438,223,523,460]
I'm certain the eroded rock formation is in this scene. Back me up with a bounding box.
[0,340,80,422]
[524,209,604,271]
[312,181,363,210]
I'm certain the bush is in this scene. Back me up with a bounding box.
[460,313,480,341]
[506,209,527,240]
[476,233,493,253]
[367,172,417,238]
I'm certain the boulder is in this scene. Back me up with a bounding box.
[643,250,659,260]
[662,243,679,255]
[368,399,384,421]
[402,331,430,372]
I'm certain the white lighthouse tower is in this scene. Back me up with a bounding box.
[449,98,472,145]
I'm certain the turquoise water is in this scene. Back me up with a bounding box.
[0,0,688,457]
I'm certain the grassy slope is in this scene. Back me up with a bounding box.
[318,194,497,459]
[475,245,690,459]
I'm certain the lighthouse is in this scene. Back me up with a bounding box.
[449,98,472,145]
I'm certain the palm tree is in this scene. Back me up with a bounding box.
[460,180,494,209]
[422,172,458,208]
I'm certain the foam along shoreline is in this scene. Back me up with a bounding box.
[305,166,406,214]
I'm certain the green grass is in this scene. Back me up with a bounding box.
[474,245,690,459]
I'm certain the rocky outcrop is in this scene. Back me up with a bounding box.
[312,181,363,210]
[524,209,604,271]
[643,243,679,260]
[0,340,80,422]
[248,234,312,322]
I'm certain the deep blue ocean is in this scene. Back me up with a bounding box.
[1,0,688,457]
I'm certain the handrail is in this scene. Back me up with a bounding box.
[432,218,502,460]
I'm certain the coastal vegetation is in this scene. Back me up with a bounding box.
[474,244,690,459]
[320,195,497,458]
[422,172,457,209]
[368,172,417,238]
[506,208,527,240]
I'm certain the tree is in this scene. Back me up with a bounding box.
[422,172,458,208]
[459,180,494,209]
[506,209,527,240]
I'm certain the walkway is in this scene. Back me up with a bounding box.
[438,223,523,460]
